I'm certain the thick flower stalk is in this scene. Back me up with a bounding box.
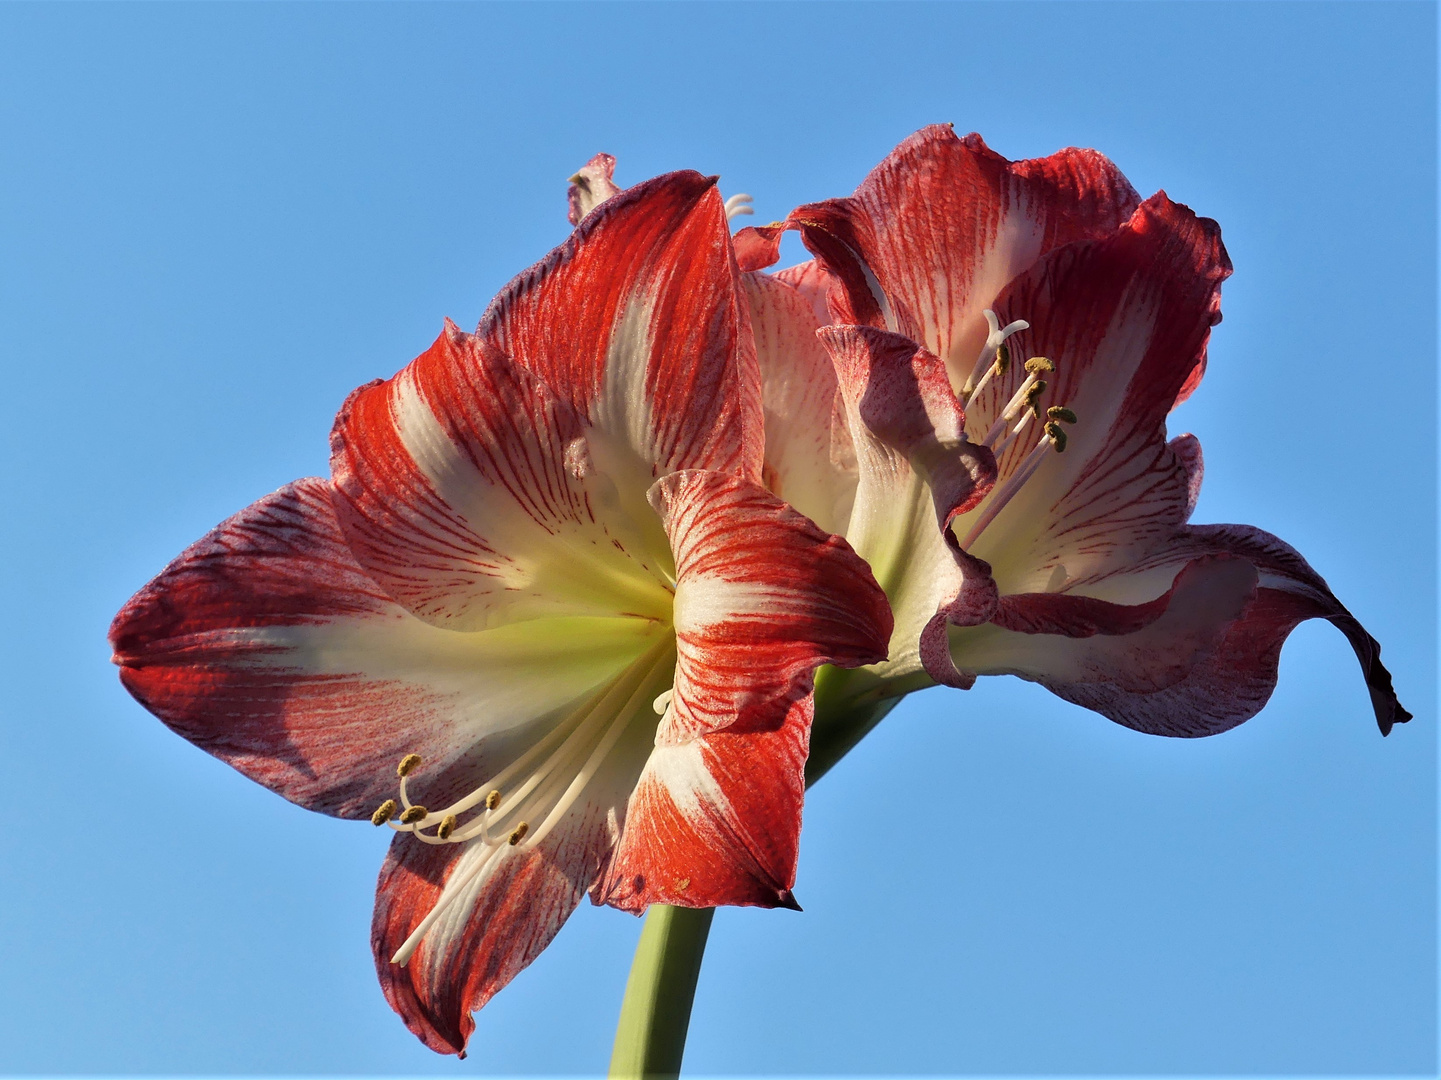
[110,171,891,1058]
[744,124,1408,737]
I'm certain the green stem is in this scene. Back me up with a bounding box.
[606,665,903,1078]
[607,904,714,1079]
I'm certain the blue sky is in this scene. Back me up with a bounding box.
[0,2,1434,1076]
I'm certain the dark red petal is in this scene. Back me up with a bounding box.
[481,170,763,483]
[602,697,810,912]
[733,222,787,272]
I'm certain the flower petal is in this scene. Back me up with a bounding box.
[733,222,787,272]
[948,554,1259,710]
[648,470,892,743]
[817,324,999,684]
[602,696,810,912]
[109,477,658,818]
[373,810,607,1056]
[789,124,1142,390]
[953,193,1231,594]
[480,169,763,489]
[566,152,623,225]
[773,258,837,328]
[744,270,857,536]
[331,321,675,631]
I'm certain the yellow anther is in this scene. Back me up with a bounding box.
[1045,421,1069,453]
[437,815,457,840]
[371,799,397,826]
[995,343,1011,374]
[1024,356,1055,374]
[508,822,530,846]
[485,790,501,811]
[398,805,428,825]
[1026,379,1047,416]
[1047,406,1078,424]
[397,754,422,778]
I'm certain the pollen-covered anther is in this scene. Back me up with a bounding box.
[398,805,428,825]
[485,789,502,811]
[371,799,397,826]
[1026,379,1048,417]
[397,753,422,778]
[1024,356,1055,374]
[508,822,530,846]
[437,815,457,840]
[1047,406,1078,425]
[1045,421,1069,453]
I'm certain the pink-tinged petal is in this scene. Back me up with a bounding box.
[566,152,623,226]
[733,222,787,272]
[817,324,999,685]
[773,258,838,328]
[480,170,763,487]
[108,478,655,818]
[948,554,1259,704]
[603,698,810,912]
[330,321,674,631]
[1162,524,1411,736]
[648,470,891,744]
[744,271,857,535]
[955,193,1231,594]
[373,811,607,1056]
[790,124,1142,390]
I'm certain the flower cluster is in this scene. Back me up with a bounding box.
[110,127,1408,1058]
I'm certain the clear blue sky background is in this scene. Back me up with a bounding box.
[0,2,1434,1076]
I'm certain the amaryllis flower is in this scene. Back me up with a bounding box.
[109,172,891,1057]
[753,125,1408,735]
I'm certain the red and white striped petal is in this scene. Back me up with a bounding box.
[566,152,623,225]
[744,271,857,536]
[789,125,1142,391]
[648,470,891,744]
[953,193,1231,595]
[108,478,657,818]
[373,802,613,1057]
[480,170,764,494]
[331,321,675,632]
[817,324,999,685]
[948,554,1258,704]
[603,696,810,912]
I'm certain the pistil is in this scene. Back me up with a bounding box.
[961,309,1030,404]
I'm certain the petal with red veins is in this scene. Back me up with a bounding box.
[331,322,675,632]
[647,470,891,744]
[744,270,857,536]
[603,697,810,912]
[948,554,1259,701]
[374,798,617,1057]
[108,478,658,818]
[954,193,1231,595]
[480,170,763,492]
[773,258,838,328]
[818,324,999,685]
[566,152,623,225]
[733,222,787,272]
[790,124,1141,391]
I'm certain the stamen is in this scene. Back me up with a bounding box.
[437,815,457,841]
[1024,356,1055,375]
[960,424,1065,549]
[508,822,530,846]
[371,800,397,826]
[1047,406,1077,424]
[724,193,754,221]
[1025,379,1047,417]
[398,805,428,825]
[1044,421,1068,453]
[485,790,501,811]
[397,754,422,778]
